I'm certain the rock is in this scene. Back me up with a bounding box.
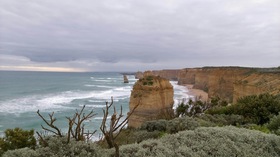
[123,75,129,83]
[128,75,174,128]
[137,67,280,103]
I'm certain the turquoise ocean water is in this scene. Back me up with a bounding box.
[0,71,191,139]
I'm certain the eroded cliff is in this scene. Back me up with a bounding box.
[128,74,174,128]
[178,67,280,102]
[137,67,280,103]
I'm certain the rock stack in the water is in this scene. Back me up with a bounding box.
[123,75,129,83]
[128,73,174,128]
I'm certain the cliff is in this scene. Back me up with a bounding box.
[128,74,174,128]
[137,67,280,103]
[233,72,280,103]
[178,67,280,102]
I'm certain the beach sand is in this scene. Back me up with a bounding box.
[184,84,209,102]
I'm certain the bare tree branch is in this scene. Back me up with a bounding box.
[37,105,97,144]
[37,110,63,137]
[100,97,140,157]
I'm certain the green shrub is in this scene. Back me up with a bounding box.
[5,127,280,157]
[198,114,245,126]
[3,137,102,157]
[207,93,280,125]
[175,101,189,117]
[141,114,245,134]
[141,119,167,132]
[242,124,270,134]
[119,126,280,157]
[0,128,36,156]
[267,112,280,135]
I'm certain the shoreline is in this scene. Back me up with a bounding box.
[183,84,209,102]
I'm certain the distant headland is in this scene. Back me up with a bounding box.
[135,66,280,103]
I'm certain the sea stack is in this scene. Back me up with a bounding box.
[128,73,174,128]
[123,75,129,83]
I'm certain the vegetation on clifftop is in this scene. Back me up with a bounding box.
[207,93,280,125]
[1,93,280,156]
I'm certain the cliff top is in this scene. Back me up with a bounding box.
[182,66,280,74]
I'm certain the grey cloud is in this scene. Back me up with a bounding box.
[0,0,279,71]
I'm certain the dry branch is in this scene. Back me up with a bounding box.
[100,97,140,157]
[37,105,97,144]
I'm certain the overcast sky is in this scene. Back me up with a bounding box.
[0,0,279,72]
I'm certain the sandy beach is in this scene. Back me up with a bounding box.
[184,84,209,102]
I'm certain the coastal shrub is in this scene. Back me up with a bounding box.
[198,114,245,126]
[141,120,167,132]
[207,93,280,125]
[175,100,189,117]
[100,129,165,147]
[119,126,280,157]
[140,117,198,133]
[0,128,36,156]
[266,112,280,135]
[133,130,165,143]
[175,99,212,117]
[3,148,38,157]
[3,137,102,157]
[176,96,230,118]
[242,124,270,134]
[141,114,245,134]
[166,117,201,133]
[5,126,280,157]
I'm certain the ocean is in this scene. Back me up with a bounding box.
[0,71,191,139]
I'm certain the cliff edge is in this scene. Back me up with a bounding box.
[136,67,280,103]
[128,74,174,128]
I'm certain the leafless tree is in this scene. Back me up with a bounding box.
[36,105,97,145]
[100,97,139,157]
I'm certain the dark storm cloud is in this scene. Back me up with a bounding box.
[0,0,279,71]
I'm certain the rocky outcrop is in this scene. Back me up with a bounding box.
[123,75,129,83]
[128,74,174,128]
[136,67,280,103]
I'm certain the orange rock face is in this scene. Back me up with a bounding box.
[128,75,174,128]
[136,67,280,103]
[233,72,280,103]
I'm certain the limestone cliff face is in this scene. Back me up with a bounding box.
[128,75,174,128]
[233,72,280,103]
[177,67,256,102]
[135,67,280,103]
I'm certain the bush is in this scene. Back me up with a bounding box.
[3,137,102,157]
[119,126,280,157]
[207,93,280,125]
[141,119,167,132]
[140,116,201,133]
[267,112,280,135]
[198,114,246,126]
[242,124,270,134]
[141,114,245,134]
[175,96,229,118]
[0,128,36,156]
[5,126,280,157]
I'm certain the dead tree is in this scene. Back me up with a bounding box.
[36,105,97,145]
[66,105,97,142]
[100,97,139,157]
